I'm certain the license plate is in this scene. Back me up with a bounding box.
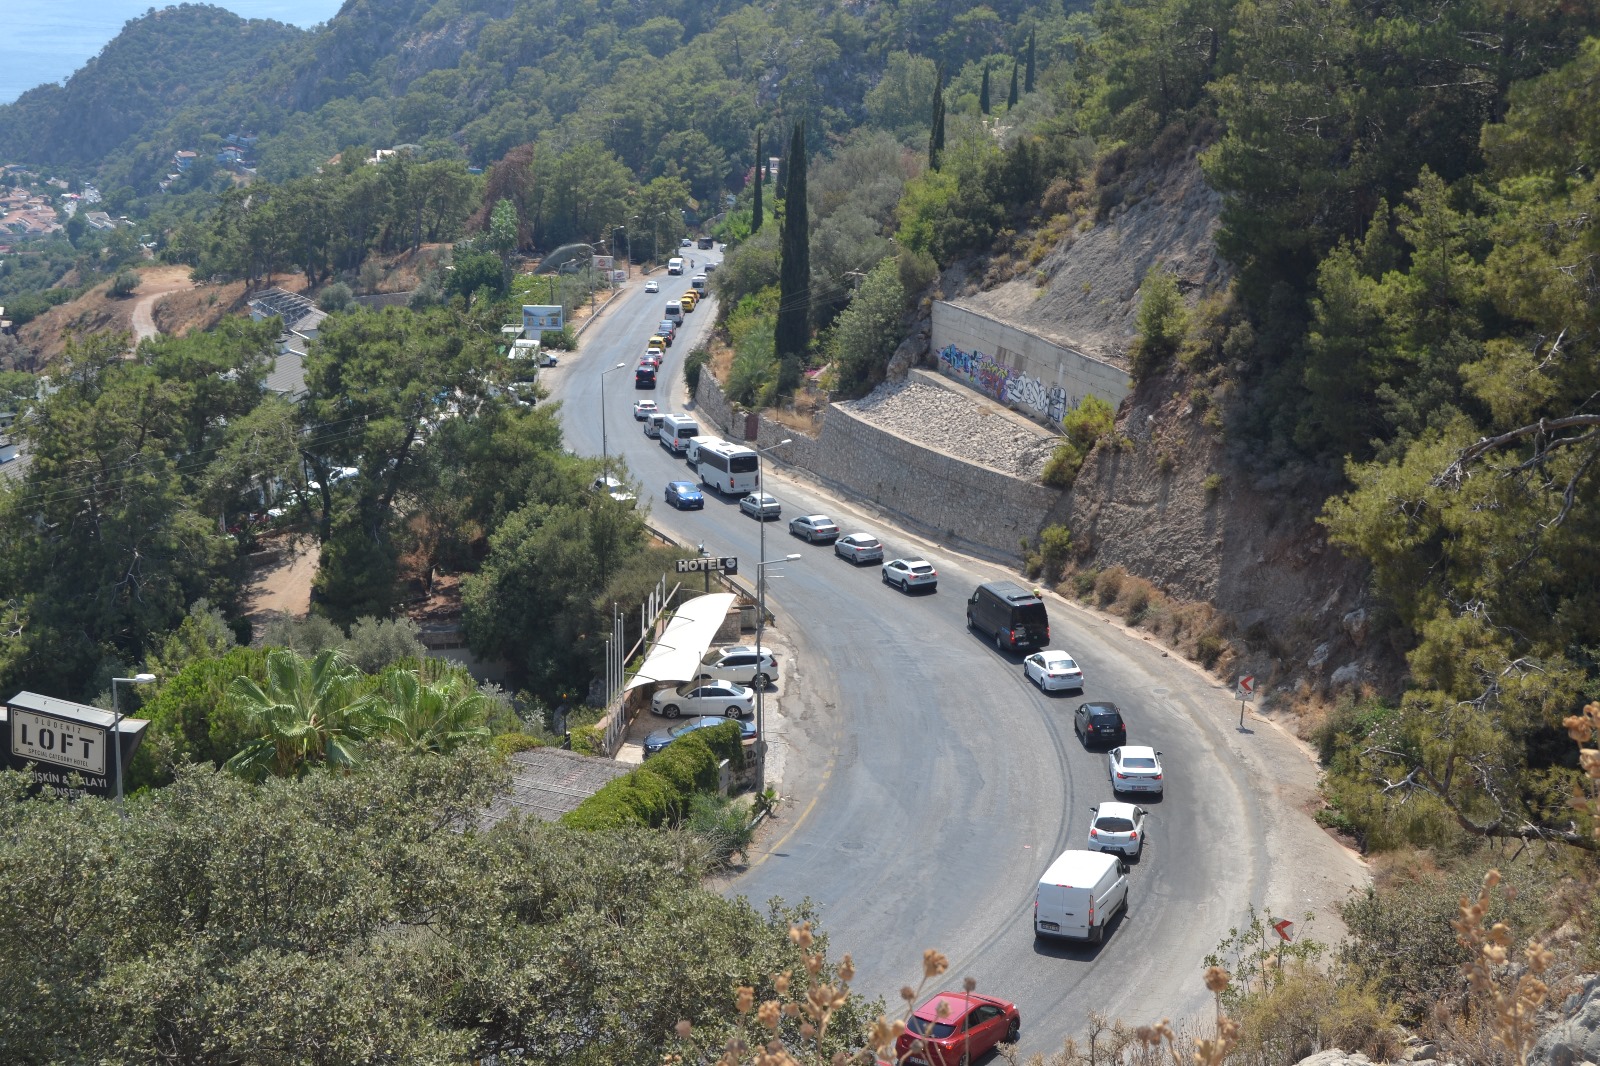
[908,1057,928,1066]
[1038,921,1059,931]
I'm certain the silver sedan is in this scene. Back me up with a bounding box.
[833,533,884,565]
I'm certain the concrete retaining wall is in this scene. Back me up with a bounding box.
[931,301,1131,430]
[693,373,1068,565]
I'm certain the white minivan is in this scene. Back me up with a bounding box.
[685,435,725,467]
[660,414,700,455]
[1034,849,1129,943]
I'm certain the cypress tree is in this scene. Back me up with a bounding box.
[1008,61,1020,108]
[751,126,764,234]
[979,65,991,115]
[775,120,810,394]
[928,65,947,171]
[1025,31,1036,93]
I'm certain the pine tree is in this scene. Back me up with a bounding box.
[774,121,810,395]
[1025,31,1036,93]
[751,126,764,234]
[1008,61,1020,108]
[980,65,991,115]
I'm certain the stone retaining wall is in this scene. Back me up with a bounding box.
[693,372,1068,565]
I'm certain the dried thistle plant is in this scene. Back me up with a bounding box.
[1136,967,1239,1066]
[1451,872,1553,1066]
[1564,700,1600,835]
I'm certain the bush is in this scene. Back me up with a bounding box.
[1041,441,1084,487]
[343,615,426,673]
[1234,962,1399,1066]
[561,724,740,830]
[1128,265,1186,380]
[1037,525,1072,582]
[684,346,710,395]
[540,325,578,351]
[318,281,354,312]
[110,270,140,297]
[1094,568,1124,607]
[687,793,755,867]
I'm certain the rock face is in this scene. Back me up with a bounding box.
[1535,977,1600,1066]
[1292,1051,1376,1066]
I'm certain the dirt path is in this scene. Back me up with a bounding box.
[242,534,319,623]
[130,266,197,343]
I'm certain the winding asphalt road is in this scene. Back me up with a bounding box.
[546,252,1364,1055]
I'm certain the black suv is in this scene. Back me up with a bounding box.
[1074,701,1126,749]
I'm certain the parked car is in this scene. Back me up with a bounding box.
[665,480,704,509]
[657,319,678,340]
[642,714,757,757]
[1108,745,1164,795]
[633,399,660,421]
[1074,701,1126,749]
[651,330,672,348]
[739,492,781,520]
[882,558,937,592]
[639,350,662,368]
[697,645,779,688]
[590,475,637,506]
[1023,649,1085,692]
[650,679,756,719]
[895,992,1020,1066]
[645,279,659,293]
[788,514,840,543]
[1088,801,1149,857]
[967,581,1050,653]
[833,533,884,565]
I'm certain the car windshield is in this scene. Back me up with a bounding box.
[670,720,711,738]
[1096,816,1136,832]
[1123,756,1158,768]
[906,1016,958,1039]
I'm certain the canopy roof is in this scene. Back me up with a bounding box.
[623,593,736,691]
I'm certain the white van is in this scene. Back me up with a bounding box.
[665,300,683,321]
[667,257,684,275]
[660,414,700,455]
[1034,849,1129,943]
[644,411,668,439]
[686,435,726,466]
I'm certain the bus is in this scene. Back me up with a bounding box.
[685,435,726,466]
[696,440,760,495]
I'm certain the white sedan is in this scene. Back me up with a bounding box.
[651,679,756,719]
[1088,801,1148,857]
[632,399,659,421]
[834,533,884,565]
[1108,746,1165,795]
[882,558,937,592]
[1023,649,1085,692]
[645,280,659,293]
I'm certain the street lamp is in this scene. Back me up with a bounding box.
[110,672,156,815]
[600,361,627,474]
[753,437,793,795]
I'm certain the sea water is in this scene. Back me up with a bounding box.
[1,0,344,105]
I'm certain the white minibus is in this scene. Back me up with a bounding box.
[660,414,700,455]
[696,440,761,495]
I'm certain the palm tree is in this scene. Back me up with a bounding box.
[374,668,491,756]
[225,648,380,780]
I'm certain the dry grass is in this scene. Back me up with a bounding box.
[1059,564,1234,674]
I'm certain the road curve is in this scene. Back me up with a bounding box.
[545,255,1366,1055]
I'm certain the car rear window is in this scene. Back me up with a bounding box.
[1093,712,1122,726]
[1124,756,1157,768]
[906,1017,957,1039]
[910,564,934,574]
[1095,816,1135,832]
[1015,602,1049,625]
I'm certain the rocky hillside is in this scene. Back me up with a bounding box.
[932,154,1391,707]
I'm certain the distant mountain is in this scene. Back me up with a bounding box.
[0,5,303,172]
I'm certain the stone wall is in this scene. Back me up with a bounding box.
[693,372,1068,565]
[931,301,1131,431]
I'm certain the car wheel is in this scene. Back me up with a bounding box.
[662,704,681,719]
[881,570,890,585]
[751,673,769,689]
[995,632,1004,651]
[1007,1018,1020,1042]
[725,707,741,718]
[898,577,908,591]
[966,612,975,629]
[1091,922,1105,944]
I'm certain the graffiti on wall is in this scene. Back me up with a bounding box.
[937,343,1077,426]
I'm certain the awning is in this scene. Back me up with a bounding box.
[624,592,736,690]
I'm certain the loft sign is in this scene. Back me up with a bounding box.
[3,691,149,799]
[11,709,104,774]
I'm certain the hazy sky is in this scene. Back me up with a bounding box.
[2,1,345,104]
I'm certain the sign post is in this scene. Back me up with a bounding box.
[1234,674,1255,727]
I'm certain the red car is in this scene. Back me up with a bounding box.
[895,992,1019,1066]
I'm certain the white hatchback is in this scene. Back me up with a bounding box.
[1088,801,1149,857]
[1108,746,1165,795]
[1023,649,1085,692]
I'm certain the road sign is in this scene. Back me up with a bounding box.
[1273,918,1294,942]
[1235,675,1256,701]
[675,556,738,575]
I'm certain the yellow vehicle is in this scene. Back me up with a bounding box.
[680,291,699,312]
[647,335,667,353]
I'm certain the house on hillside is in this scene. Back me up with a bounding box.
[173,150,198,171]
[249,288,327,401]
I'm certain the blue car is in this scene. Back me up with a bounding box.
[666,480,704,509]
[643,715,759,758]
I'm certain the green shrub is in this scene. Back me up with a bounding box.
[1094,568,1124,607]
[1041,441,1084,487]
[492,732,546,756]
[1037,525,1072,581]
[1128,265,1186,380]
[1071,569,1099,600]
[683,346,710,395]
[562,723,738,830]
[687,793,755,867]
[568,723,605,755]
[110,270,140,297]
[539,325,578,351]
[1234,962,1400,1066]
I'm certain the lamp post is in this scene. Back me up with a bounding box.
[753,437,793,795]
[110,672,156,815]
[600,361,627,474]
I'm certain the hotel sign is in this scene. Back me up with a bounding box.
[3,691,148,799]
[11,708,105,774]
